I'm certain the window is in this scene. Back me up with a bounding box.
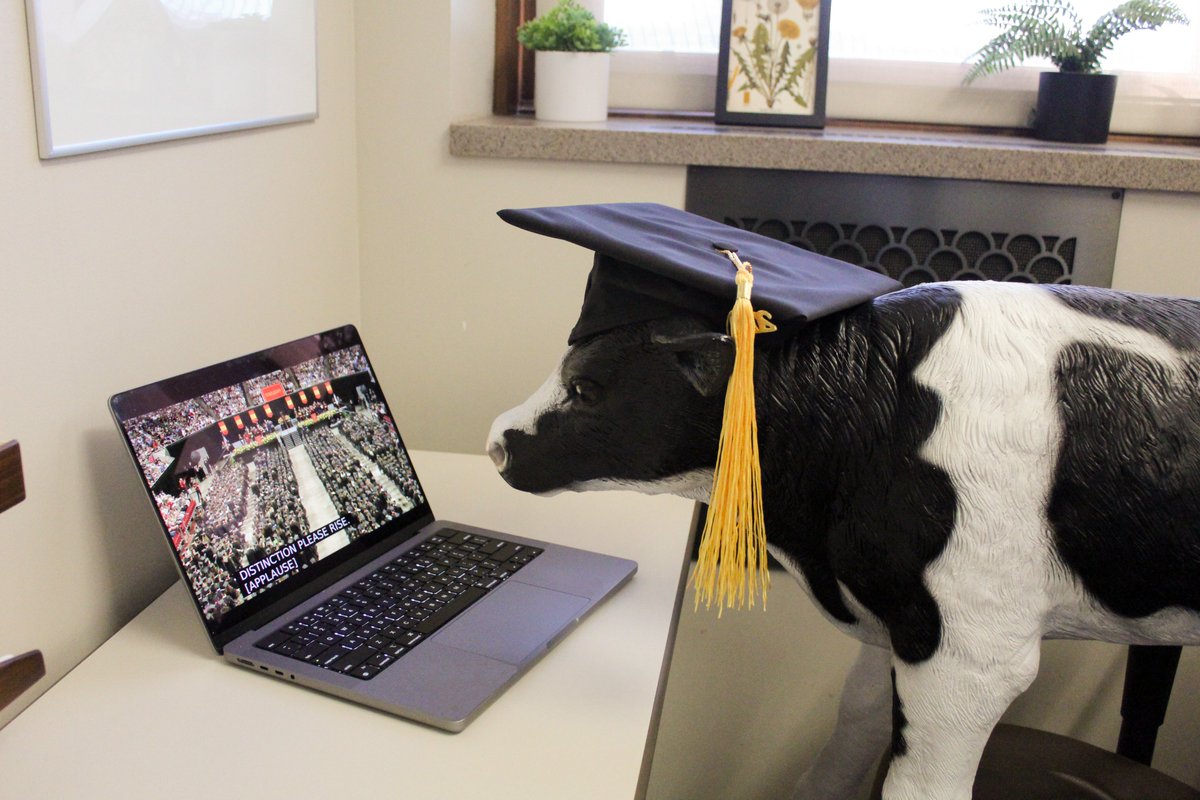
[599,0,1200,136]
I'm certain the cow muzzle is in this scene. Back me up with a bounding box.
[486,434,510,473]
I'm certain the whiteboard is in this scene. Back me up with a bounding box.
[25,0,317,159]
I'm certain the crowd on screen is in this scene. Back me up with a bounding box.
[291,356,329,388]
[303,423,404,537]
[200,385,249,419]
[124,400,210,483]
[246,444,308,556]
[176,456,252,620]
[327,346,369,378]
[153,490,190,534]
[171,440,314,620]
[338,411,423,503]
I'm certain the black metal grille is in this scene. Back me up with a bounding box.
[722,217,1078,288]
[686,167,1120,290]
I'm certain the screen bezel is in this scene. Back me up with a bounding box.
[109,324,435,651]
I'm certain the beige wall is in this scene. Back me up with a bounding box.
[355,2,684,462]
[1112,190,1200,297]
[0,1,360,726]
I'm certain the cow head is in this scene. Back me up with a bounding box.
[486,317,734,501]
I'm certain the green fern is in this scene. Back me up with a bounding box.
[965,0,1188,83]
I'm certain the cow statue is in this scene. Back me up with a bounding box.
[485,203,1200,800]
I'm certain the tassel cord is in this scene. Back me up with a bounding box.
[693,252,775,615]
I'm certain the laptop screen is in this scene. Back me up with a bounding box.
[110,325,430,639]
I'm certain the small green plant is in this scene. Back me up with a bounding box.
[965,0,1188,83]
[516,0,628,53]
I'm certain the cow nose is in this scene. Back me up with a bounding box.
[487,436,509,472]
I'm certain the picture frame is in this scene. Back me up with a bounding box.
[715,0,831,128]
[25,0,317,159]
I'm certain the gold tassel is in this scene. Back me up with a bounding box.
[694,250,776,615]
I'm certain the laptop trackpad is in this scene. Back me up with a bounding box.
[434,581,589,666]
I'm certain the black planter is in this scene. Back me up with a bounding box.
[1033,72,1118,144]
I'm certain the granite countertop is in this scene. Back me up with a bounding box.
[449,115,1200,194]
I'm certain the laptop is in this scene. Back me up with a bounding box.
[109,323,637,732]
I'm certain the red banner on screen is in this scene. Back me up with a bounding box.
[261,383,285,402]
[174,499,197,550]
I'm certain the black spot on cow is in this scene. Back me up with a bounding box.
[1047,285,1200,352]
[892,668,909,757]
[1049,339,1200,617]
[758,284,962,663]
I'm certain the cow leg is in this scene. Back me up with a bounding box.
[881,635,1041,800]
[791,642,893,800]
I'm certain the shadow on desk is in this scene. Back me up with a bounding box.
[84,429,177,628]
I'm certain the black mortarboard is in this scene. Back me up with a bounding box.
[497,202,904,615]
[497,202,903,344]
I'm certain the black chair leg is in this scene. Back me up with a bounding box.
[1117,644,1183,766]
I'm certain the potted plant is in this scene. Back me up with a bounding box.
[965,0,1188,143]
[517,0,627,122]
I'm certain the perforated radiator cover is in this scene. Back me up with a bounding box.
[685,168,1122,289]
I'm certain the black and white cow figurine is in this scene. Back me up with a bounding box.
[486,281,1200,800]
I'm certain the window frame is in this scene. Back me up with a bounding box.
[494,0,1200,141]
[493,0,537,115]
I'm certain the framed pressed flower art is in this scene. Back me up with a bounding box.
[715,0,831,127]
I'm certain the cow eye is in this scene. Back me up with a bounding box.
[568,379,601,405]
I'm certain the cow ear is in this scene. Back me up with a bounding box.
[652,332,734,397]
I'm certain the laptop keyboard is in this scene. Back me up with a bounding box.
[254,530,543,680]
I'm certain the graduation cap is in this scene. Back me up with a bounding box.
[497,202,902,613]
[497,202,901,344]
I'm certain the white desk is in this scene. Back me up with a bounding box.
[0,451,695,799]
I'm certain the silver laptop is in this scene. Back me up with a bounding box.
[109,324,636,731]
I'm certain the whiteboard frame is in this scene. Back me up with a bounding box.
[25,0,318,159]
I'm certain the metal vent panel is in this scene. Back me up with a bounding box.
[685,168,1122,288]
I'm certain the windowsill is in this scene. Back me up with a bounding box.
[449,115,1200,194]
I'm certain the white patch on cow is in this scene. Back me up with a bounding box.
[915,282,1192,647]
[486,355,570,447]
[880,281,1196,800]
[566,467,714,502]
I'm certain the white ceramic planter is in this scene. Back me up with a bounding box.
[534,51,611,123]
